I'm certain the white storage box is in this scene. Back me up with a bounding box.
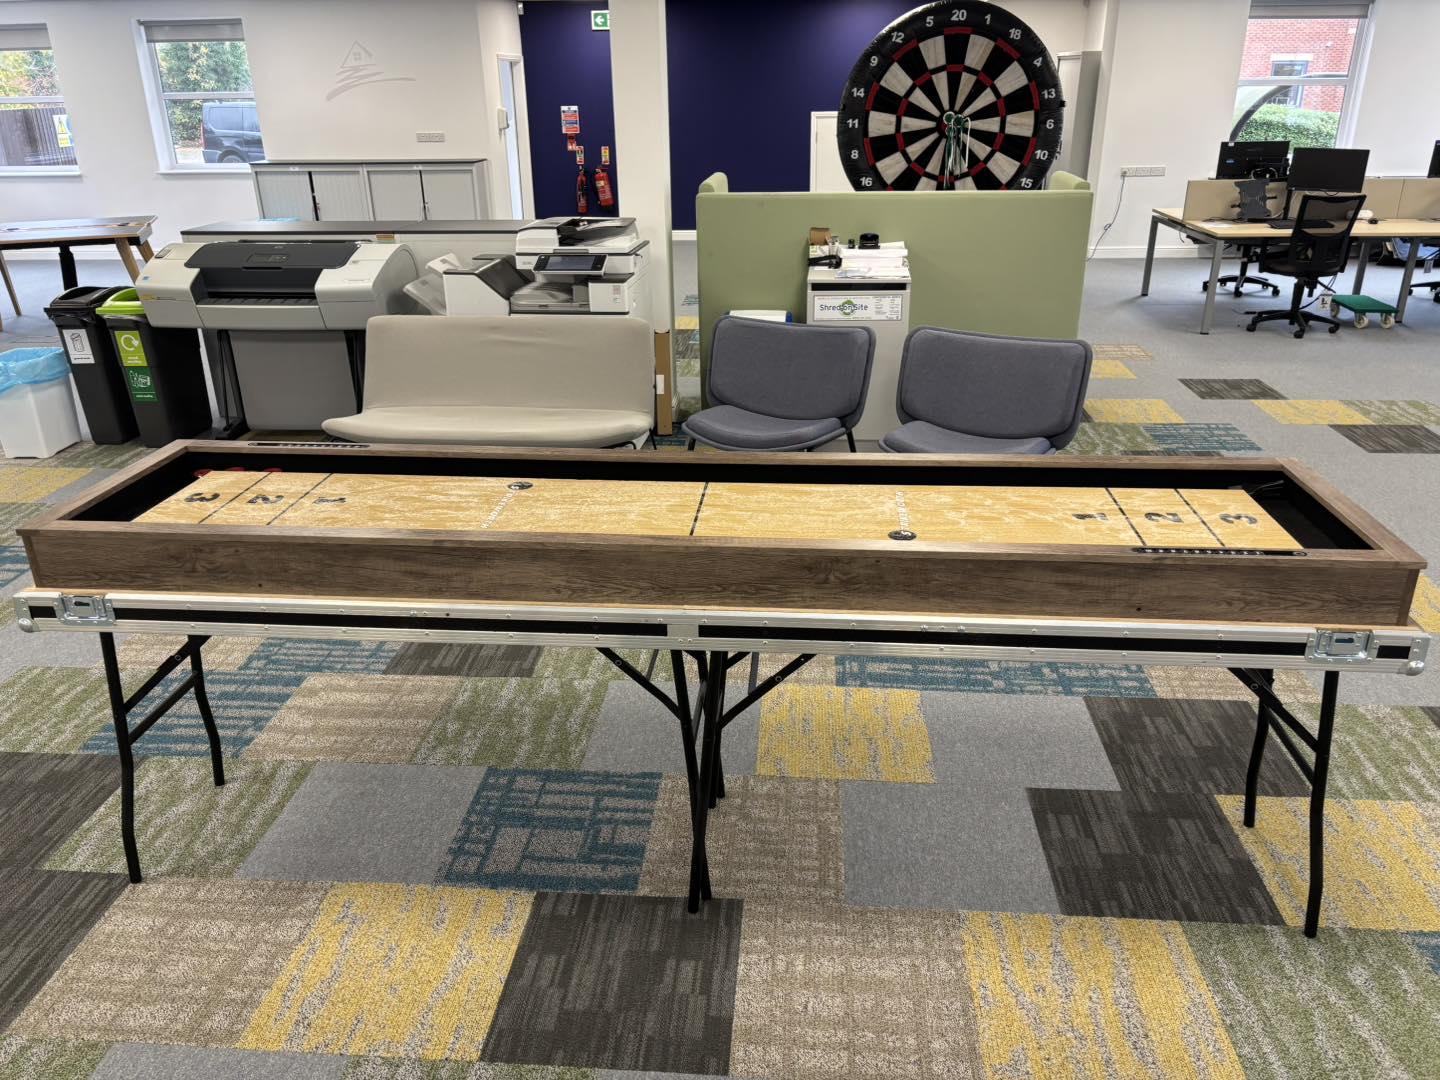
[0,347,82,459]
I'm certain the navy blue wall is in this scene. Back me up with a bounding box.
[667,0,916,229]
[519,1,619,218]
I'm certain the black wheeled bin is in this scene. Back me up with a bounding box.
[45,286,139,444]
[96,289,211,447]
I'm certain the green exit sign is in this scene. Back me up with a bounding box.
[591,10,609,31]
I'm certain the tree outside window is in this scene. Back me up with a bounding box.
[0,35,76,169]
[144,22,265,167]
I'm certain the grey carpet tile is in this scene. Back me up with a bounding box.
[0,867,128,1030]
[385,643,541,679]
[1329,424,1440,453]
[91,1044,350,1080]
[0,752,122,867]
[1084,697,1309,796]
[237,762,484,884]
[483,892,741,1075]
[1028,786,1287,925]
[1179,378,1285,400]
[0,1034,109,1080]
[1426,705,1440,731]
[583,679,759,777]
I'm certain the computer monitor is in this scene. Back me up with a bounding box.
[1428,140,1440,179]
[1216,140,1289,180]
[1287,147,1370,194]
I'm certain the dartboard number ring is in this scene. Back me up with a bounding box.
[838,1,1065,192]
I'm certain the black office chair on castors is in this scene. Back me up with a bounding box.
[1245,193,1365,339]
[1208,180,1282,297]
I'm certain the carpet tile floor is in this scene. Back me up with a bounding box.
[3,257,1440,1077]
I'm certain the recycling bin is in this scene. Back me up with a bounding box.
[45,285,139,444]
[96,289,211,447]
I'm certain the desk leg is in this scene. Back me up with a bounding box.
[1305,670,1338,938]
[58,245,78,290]
[1396,237,1422,323]
[116,240,142,282]
[1200,242,1224,334]
[138,239,155,262]
[1351,240,1370,294]
[688,650,727,912]
[1140,215,1161,296]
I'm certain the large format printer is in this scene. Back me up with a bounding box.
[137,241,418,432]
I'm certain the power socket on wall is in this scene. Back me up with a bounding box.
[1121,165,1166,177]
[416,131,446,144]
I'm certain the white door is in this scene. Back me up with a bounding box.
[255,168,316,220]
[497,56,529,218]
[310,168,371,221]
[419,166,480,219]
[366,167,425,220]
[809,112,850,192]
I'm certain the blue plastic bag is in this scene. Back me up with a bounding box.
[0,347,70,395]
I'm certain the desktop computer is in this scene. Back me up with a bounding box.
[1269,147,1371,226]
[1216,140,1289,180]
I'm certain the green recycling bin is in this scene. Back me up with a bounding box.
[96,289,211,447]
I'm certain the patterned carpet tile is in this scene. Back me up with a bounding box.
[413,676,607,769]
[1255,399,1373,425]
[1030,787,1285,924]
[245,674,462,763]
[32,441,151,470]
[0,543,28,589]
[0,868,128,1031]
[118,633,263,672]
[0,1036,108,1080]
[1318,703,1440,801]
[11,878,329,1046]
[0,465,91,502]
[1180,378,1284,400]
[1084,697,1307,796]
[1427,705,1440,731]
[1413,574,1440,632]
[386,644,541,679]
[0,752,121,868]
[638,775,844,903]
[1185,923,1440,1080]
[958,912,1241,1079]
[731,903,982,1080]
[0,668,109,753]
[1143,666,1320,703]
[1330,423,1440,453]
[239,884,531,1062]
[838,656,1155,697]
[1084,398,1185,424]
[45,758,311,878]
[1092,343,1152,362]
[1413,931,1440,978]
[1089,358,1135,379]
[0,503,45,544]
[1219,796,1440,931]
[1144,423,1261,453]
[240,638,402,676]
[1342,399,1440,425]
[81,670,307,758]
[756,686,933,783]
[90,1044,348,1079]
[1059,422,1159,454]
[483,892,740,1075]
[438,769,661,892]
[342,1061,593,1080]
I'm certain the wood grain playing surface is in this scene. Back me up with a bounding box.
[135,472,1302,549]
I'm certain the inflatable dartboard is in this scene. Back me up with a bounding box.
[837,1,1064,191]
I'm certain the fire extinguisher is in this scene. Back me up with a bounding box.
[595,164,615,209]
[576,163,589,214]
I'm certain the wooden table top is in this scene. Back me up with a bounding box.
[137,470,1302,550]
[0,216,156,247]
[1154,208,1440,241]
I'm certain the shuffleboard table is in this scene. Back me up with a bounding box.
[14,441,1432,936]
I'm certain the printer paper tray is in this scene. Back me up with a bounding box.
[197,302,327,332]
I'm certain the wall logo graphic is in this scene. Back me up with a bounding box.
[327,42,416,101]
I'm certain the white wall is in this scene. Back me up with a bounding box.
[1002,0,1090,54]
[0,0,522,245]
[1351,0,1440,176]
[475,0,532,217]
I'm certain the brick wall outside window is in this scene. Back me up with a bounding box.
[1240,17,1360,114]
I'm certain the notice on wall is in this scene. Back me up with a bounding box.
[53,114,72,149]
[812,295,905,322]
[561,106,580,136]
[591,10,610,31]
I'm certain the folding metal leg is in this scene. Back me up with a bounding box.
[1305,670,1339,938]
[688,650,727,912]
[1242,669,1273,827]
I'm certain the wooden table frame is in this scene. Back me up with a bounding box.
[1141,208,1440,334]
[0,216,157,291]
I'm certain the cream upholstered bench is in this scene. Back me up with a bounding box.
[323,315,655,448]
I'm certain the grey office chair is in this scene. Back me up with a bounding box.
[1245,193,1365,338]
[683,316,875,452]
[879,327,1092,454]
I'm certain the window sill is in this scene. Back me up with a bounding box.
[156,165,252,176]
[0,166,82,178]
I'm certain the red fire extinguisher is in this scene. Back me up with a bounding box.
[576,163,589,214]
[595,165,614,209]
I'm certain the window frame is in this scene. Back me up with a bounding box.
[135,18,259,173]
[0,26,79,175]
[1232,13,1371,147]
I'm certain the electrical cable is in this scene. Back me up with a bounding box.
[1087,170,1127,261]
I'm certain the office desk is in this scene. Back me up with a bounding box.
[1141,208,1440,333]
[0,216,157,290]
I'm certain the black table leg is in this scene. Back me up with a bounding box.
[1305,670,1339,938]
[57,244,78,290]
[688,650,728,912]
[1242,669,1273,827]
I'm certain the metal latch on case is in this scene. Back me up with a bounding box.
[56,595,115,627]
[1311,629,1373,662]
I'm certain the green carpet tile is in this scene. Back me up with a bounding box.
[4,277,1440,1078]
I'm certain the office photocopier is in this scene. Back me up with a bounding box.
[137,241,418,432]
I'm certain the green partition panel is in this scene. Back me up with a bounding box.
[696,174,1092,382]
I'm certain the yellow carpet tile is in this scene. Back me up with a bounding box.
[239,883,532,1061]
[1089,358,1137,380]
[1218,796,1440,931]
[959,912,1243,1079]
[757,686,933,783]
[1084,399,1183,424]
[1411,575,1440,633]
[0,465,91,502]
[1253,400,1373,425]
[675,315,699,330]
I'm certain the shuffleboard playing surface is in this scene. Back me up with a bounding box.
[136,471,1302,550]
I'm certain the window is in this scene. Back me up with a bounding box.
[1233,3,1370,149]
[0,25,76,170]
[141,20,264,168]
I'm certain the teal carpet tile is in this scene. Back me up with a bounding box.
[837,657,1156,697]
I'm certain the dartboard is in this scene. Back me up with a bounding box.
[838,1,1064,192]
